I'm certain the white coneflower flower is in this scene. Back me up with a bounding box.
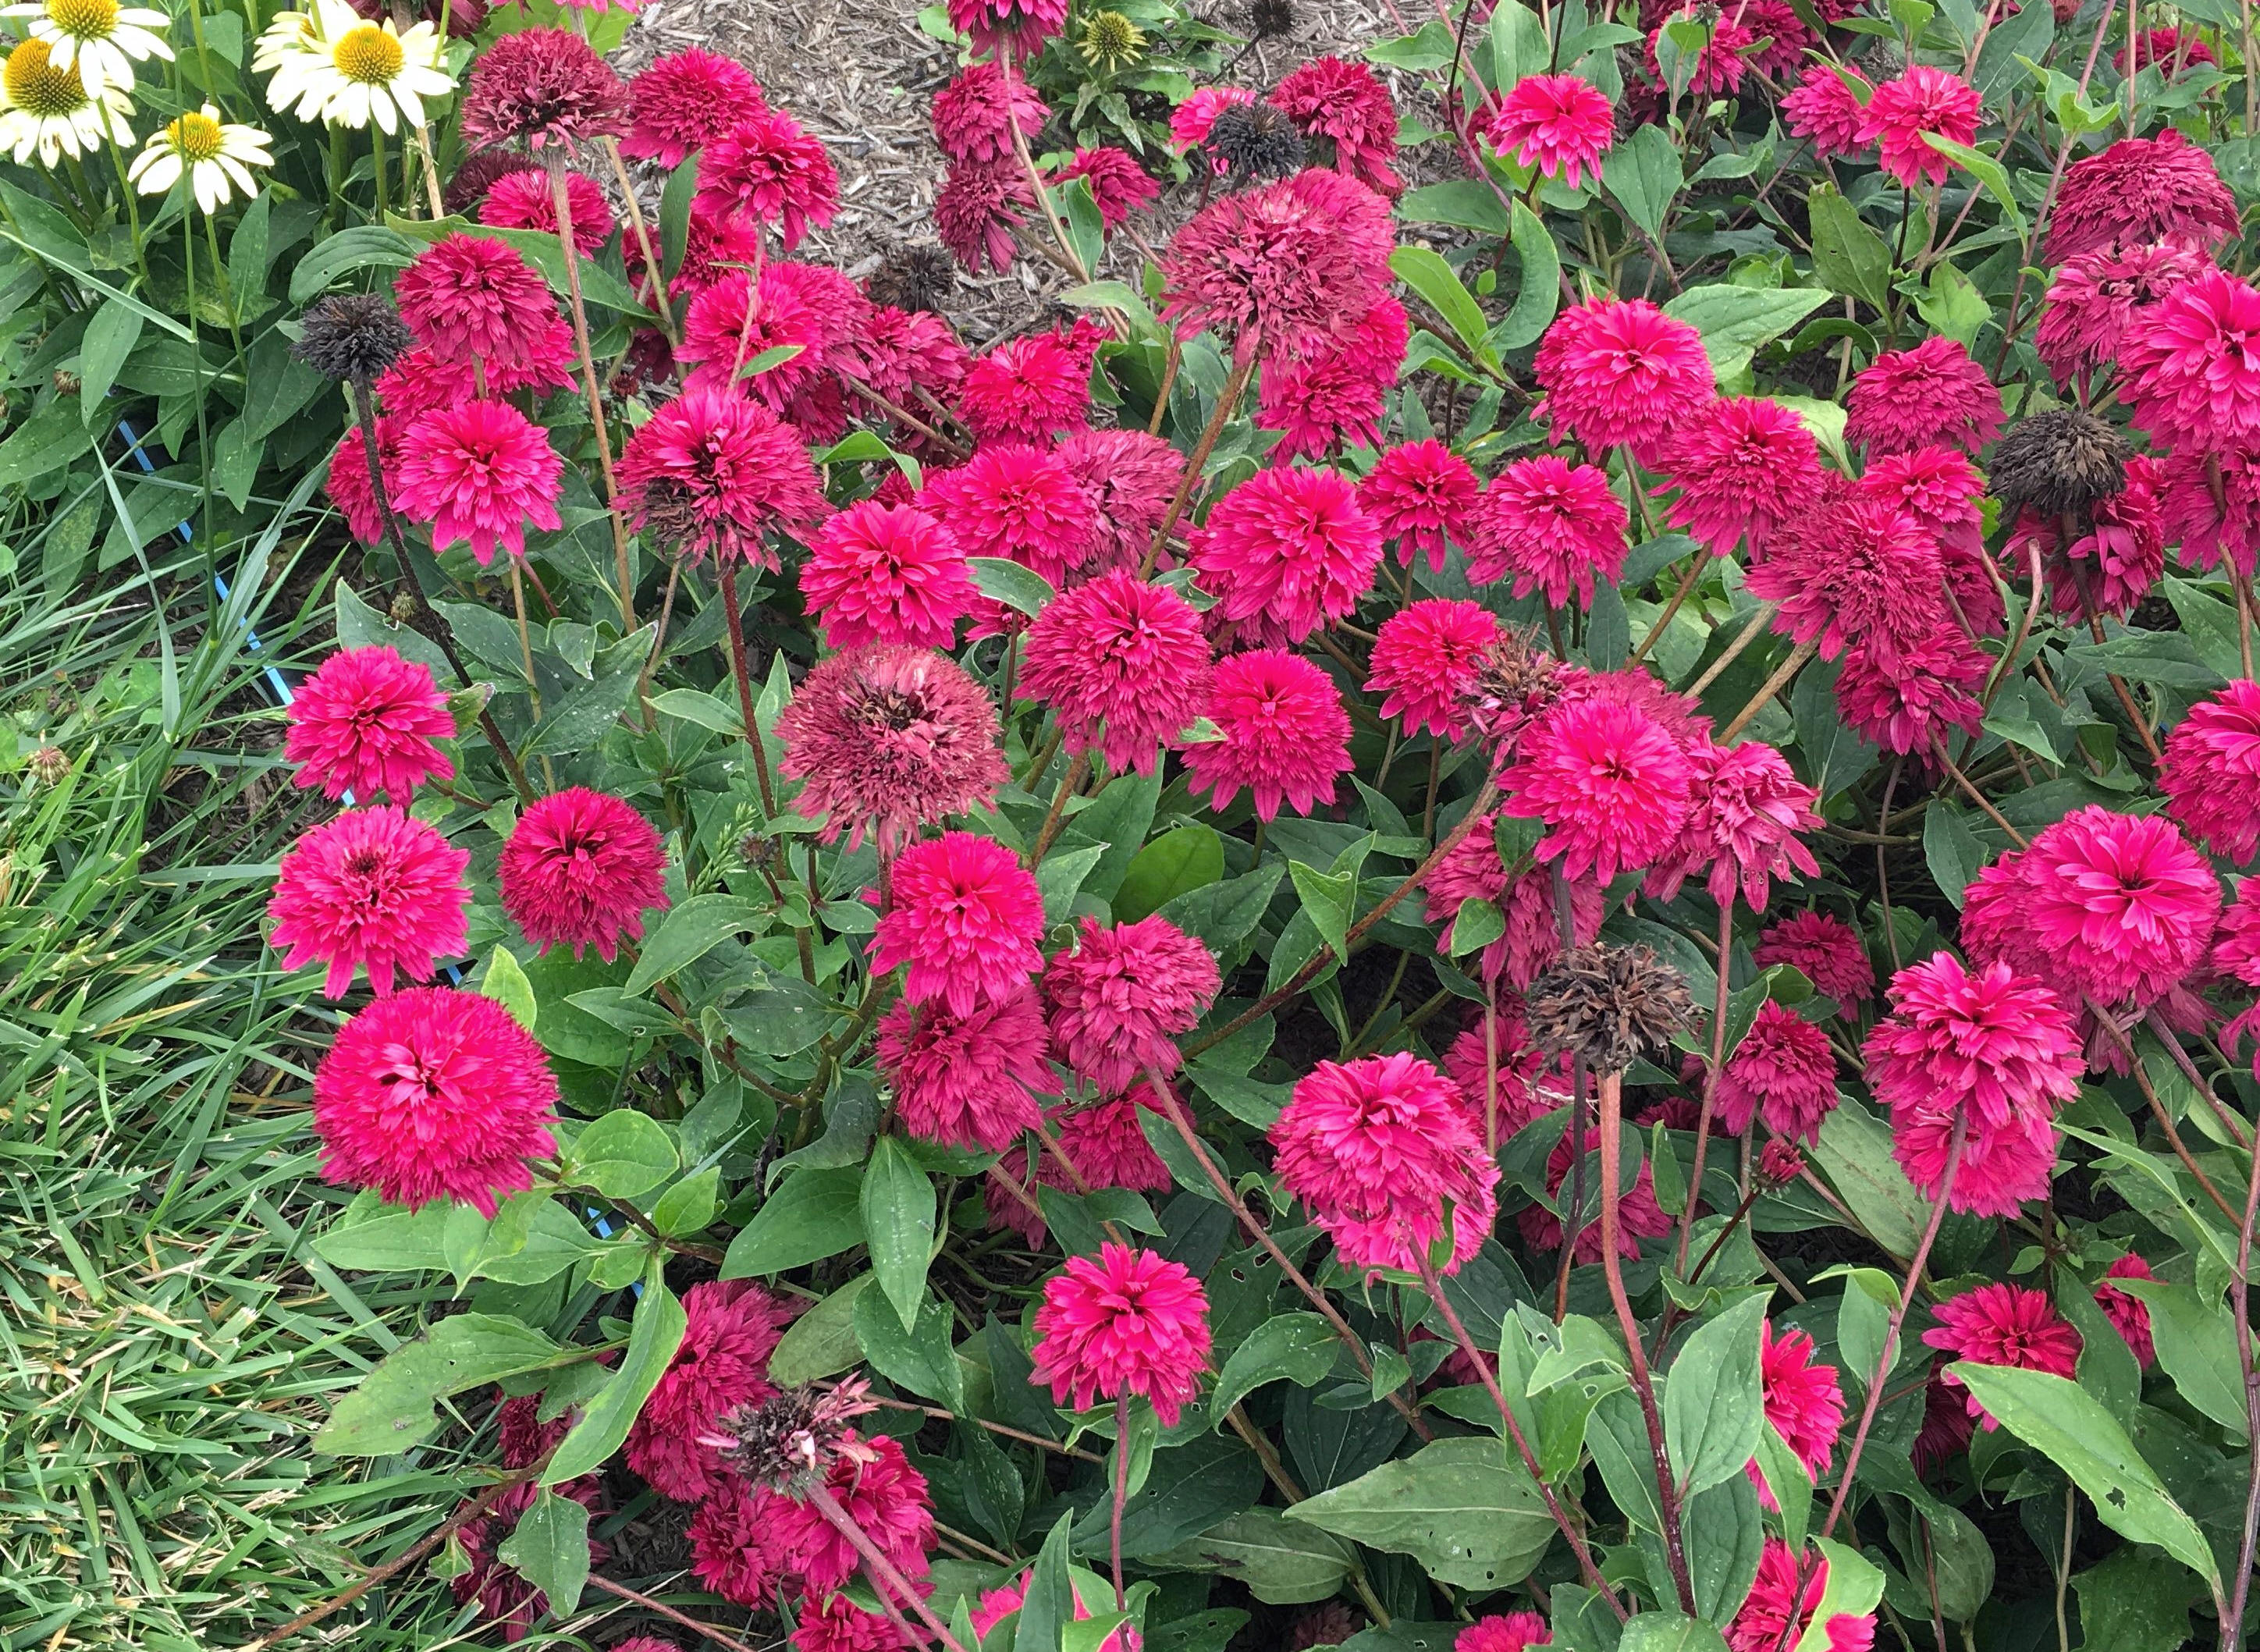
[129,103,272,211]
[259,0,450,133]
[0,35,132,165]
[0,0,173,95]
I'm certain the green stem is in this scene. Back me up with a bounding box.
[201,209,244,366]
[182,211,214,550]
[326,123,346,229]
[370,124,388,220]
[101,133,152,290]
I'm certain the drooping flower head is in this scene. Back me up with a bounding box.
[775,645,1007,854]
[457,26,627,150]
[616,385,826,570]
[1052,145,1160,229]
[922,444,1100,586]
[620,47,766,166]
[959,332,1091,446]
[284,645,454,802]
[1045,915,1221,1092]
[325,423,387,542]
[2162,680,2260,865]
[1834,628,1988,757]
[1533,297,1715,459]
[1923,1282,2082,1429]
[1269,55,1400,194]
[935,155,1032,275]
[1647,738,1823,911]
[499,788,670,963]
[1747,478,1946,666]
[2018,806,2219,1007]
[391,400,564,566]
[1158,170,1389,364]
[801,500,975,651]
[1726,1540,1876,1652]
[1782,62,1872,158]
[2034,238,2208,385]
[1484,72,1612,187]
[695,106,839,250]
[1467,455,1628,609]
[1754,911,1874,1014]
[1368,599,1502,743]
[879,986,1053,1151]
[793,1597,903,1652]
[931,58,1044,163]
[1050,1083,1174,1196]
[947,0,1067,59]
[313,986,560,1215]
[1864,952,2082,1132]
[1359,439,1478,571]
[1857,65,1979,189]
[1256,296,1405,463]
[1861,445,2000,634]
[268,807,470,998]
[1655,396,1825,556]
[1715,1000,1837,1145]
[1189,464,1382,645]
[626,1280,793,1500]
[2046,128,2240,265]
[1054,428,1179,570]
[2116,266,2260,451]
[1502,695,1693,883]
[765,1429,933,1593]
[1845,336,2002,456]
[1270,1053,1501,1275]
[1032,1242,1212,1423]
[2162,445,2260,582]
[869,830,1044,1015]
[1750,1322,1842,1501]
[2094,1254,2158,1368]
[1183,648,1352,822]
[1021,570,1213,774]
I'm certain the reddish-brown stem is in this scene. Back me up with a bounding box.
[1674,902,1737,1274]
[718,567,779,819]
[585,1576,764,1652]
[2225,1121,2260,1648]
[547,154,635,632]
[1144,352,1256,574]
[1031,752,1092,864]
[1719,636,1816,741]
[601,135,679,347]
[805,1481,970,1652]
[1821,1111,1967,1540]
[1631,552,1707,663]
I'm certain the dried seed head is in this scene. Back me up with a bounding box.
[1989,407,2132,522]
[867,242,956,315]
[26,745,70,787]
[1206,100,1306,179]
[389,588,421,625]
[294,292,415,383]
[705,1377,881,1494]
[1459,629,1564,765]
[1249,0,1295,36]
[1525,943,1695,1074]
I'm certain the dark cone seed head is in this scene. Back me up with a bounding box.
[867,242,956,314]
[1250,0,1295,36]
[1207,101,1306,179]
[1990,406,2133,521]
[1526,943,1696,1074]
[293,292,414,383]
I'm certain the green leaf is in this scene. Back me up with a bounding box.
[1365,17,1458,67]
[386,214,653,317]
[2070,1545,2199,1652]
[652,1166,720,1237]
[1918,135,2028,239]
[316,1314,563,1455]
[1115,826,1224,923]
[1603,124,1683,240]
[1157,863,1284,957]
[1809,1101,1926,1258]
[1662,1291,1769,1497]
[1210,1313,1338,1425]
[1807,186,1892,311]
[494,1490,589,1617]
[1286,860,1356,965]
[77,300,143,423]
[1285,1436,1555,1590]
[545,1262,687,1483]
[1914,259,1990,347]
[1038,844,1109,926]
[723,1164,867,1277]
[1150,1509,1354,1604]
[1398,179,1512,236]
[852,1284,964,1409]
[1794,1537,1885,1652]
[969,556,1058,616]
[210,420,261,511]
[1061,767,1162,901]
[1060,176,1105,280]
[0,400,94,488]
[2116,1277,2251,1441]
[659,155,698,279]
[290,223,420,304]
[648,685,742,734]
[480,945,538,1029]
[769,1275,871,1385]
[1921,801,1987,909]
[1790,656,1877,797]
[623,894,762,997]
[862,1136,937,1332]
[569,1110,677,1199]
[1683,1470,1764,1621]
[1390,246,1496,368]
[1949,1363,2222,1593]
[1661,283,1829,383]
[1491,200,1563,352]
[1618,1613,1731,1652]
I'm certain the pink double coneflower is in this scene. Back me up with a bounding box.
[1483,72,1613,188]
[1532,297,1713,460]
[1359,439,1478,572]
[268,808,469,998]
[1715,1000,1838,1144]
[1052,146,1160,229]
[1654,396,1825,558]
[2162,680,2260,864]
[869,830,1045,1015]
[1031,1242,1212,1422]
[878,986,1052,1152]
[1367,599,1502,742]
[1844,336,2002,457]
[459,27,627,151]
[1270,55,1401,194]
[801,500,975,650]
[1749,1322,1842,1504]
[695,106,838,250]
[1922,1282,2082,1428]
[1726,1540,1877,1652]
[625,1280,791,1500]
[1755,911,1874,1015]
[1466,455,1629,608]
[1256,295,1406,462]
[931,59,1044,164]
[922,443,1100,586]
[284,645,453,803]
[2046,128,2239,265]
[1502,695,1693,883]
[500,788,670,963]
[2117,265,2260,450]
[2034,239,2207,385]
[1020,570,1213,774]
[616,385,828,570]
[1645,738,1821,911]
[621,48,766,167]
[958,331,1091,446]
[1044,915,1221,1092]
[1189,464,1382,645]
[1858,65,1980,190]
[1158,170,1390,364]
[1781,63,1871,158]
[1182,648,1352,822]
[390,400,563,567]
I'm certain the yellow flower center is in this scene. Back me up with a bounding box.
[168,109,224,161]
[332,22,403,84]
[44,0,120,41]
[4,37,87,115]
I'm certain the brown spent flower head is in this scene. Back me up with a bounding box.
[1989,407,2133,522]
[1207,101,1305,179]
[26,745,71,787]
[1525,943,1695,1073]
[704,1377,881,1494]
[867,242,955,314]
[1459,627,1564,762]
[1250,0,1296,37]
[294,292,415,383]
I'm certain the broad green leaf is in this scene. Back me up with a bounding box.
[2116,1277,2251,1440]
[479,945,538,1029]
[290,222,420,304]
[852,1284,963,1409]
[1807,186,1892,312]
[2070,1545,2199,1652]
[652,1166,720,1237]
[1286,860,1356,965]
[494,1490,589,1616]
[316,1314,563,1455]
[0,400,94,488]
[1114,826,1224,923]
[1809,1101,1926,1258]
[1603,124,1683,240]
[1921,800,1987,909]
[622,894,762,996]
[1285,1436,1555,1590]
[77,300,143,423]
[1918,135,2028,239]
[1149,1509,1354,1604]
[768,1275,872,1385]
[1663,1291,1769,1497]
[568,1109,677,1199]
[1037,844,1109,926]
[545,1262,686,1483]
[1491,200,1562,352]
[1793,1538,1885,1652]
[862,1135,936,1332]
[1391,246,1495,368]
[1398,178,1513,236]
[1619,1612,1731,1652]
[1950,1363,2221,1592]
[1210,1313,1338,1426]
[968,556,1058,616]
[720,1164,866,1277]
[1661,283,1828,383]
[1683,1470,1764,1621]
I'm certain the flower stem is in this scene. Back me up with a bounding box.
[2223,1124,2260,1648]
[803,1482,970,1652]
[547,154,636,631]
[1030,751,1090,864]
[1719,634,1816,741]
[1111,1394,1132,1609]
[602,134,680,348]
[718,567,778,818]
[371,124,388,220]
[1672,901,1737,1274]
[1143,351,1256,574]
[1684,600,1779,698]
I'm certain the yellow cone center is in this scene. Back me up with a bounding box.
[44,0,120,41]
[4,38,87,115]
[332,22,403,83]
[169,109,224,161]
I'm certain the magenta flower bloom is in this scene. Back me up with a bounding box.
[313,986,560,1215]
[922,443,1100,587]
[1367,599,1501,742]
[1270,55,1401,194]
[1467,455,1629,608]
[1715,1001,1837,1144]
[1750,1322,1842,1503]
[620,48,766,167]
[2095,1254,2158,1368]
[1647,738,1822,911]
[1421,814,1602,989]
[793,1597,902,1652]
[499,788,670,963]
[1171,85,1256,155]
[801,500,975,650]
[1032,1242,1212,1423]
[1521,1122,1671,1261]
[775,645,1007,854]
[879,984,1052,1151]
[870,831,1044,1015]
[1863,445,1999,635]
[1748,481,1946,666]
[1502,696,1693,883]
[459,27,627,150]
[1728,1540,1876,1652]
[1190,464,1382,645]
[478,169,611,256]
[1864,952,2081,1133]
[1782,63,1871,158]
[770,1430,933,1593]
[1833,629,1987,756]
[1052,146,1160,229]
[1051,1084,1174,1196]
[2161,445,2260,582]
[268,808,469,998]
[1158,172,1390,363]
[1533,297,1714,458]
[1857,65,1980,189]
[695,108,838,250]
[616,385,827,570]
[2034,239,2207,385]
[677,267,833,406]
[625,1279,791,1500]
[1755,911,1874,1014]
[2162,680,2260,864]
[1923,1282,2082,1429]
[1270,1053,1500,1275]
[1845,336,2002,456]
[1484,72,1612,187]
[2117,266,2260,450]
[959,332,1091,446]
[284,645,453,803]
[391,400,563,567]
[1044,915,1221,1092]
[1183,648,1352,822]
[2046,128,2240,265]
[1055,428,1180,570]
[323,421,392,547]
[936,156,1034,275]
[1655,396,1825,557]
[1456,1614,1553,1652]
[1021,570,1213,773]
[2020,806,2219,1007]
[931,59,1046,164]
[393,234,567,371]
[1359,439,1479,571]
[1257,297,1406,463]
[947,0,1066,59]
